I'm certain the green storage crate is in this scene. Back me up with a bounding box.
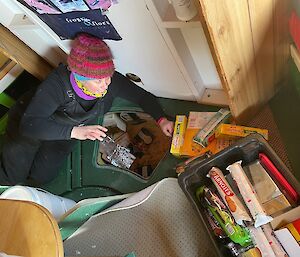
[42,97,219,201]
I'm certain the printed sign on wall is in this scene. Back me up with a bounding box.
[38,10,122,40]
[17,0,121,40]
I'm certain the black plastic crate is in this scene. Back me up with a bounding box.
[178,134,300,256]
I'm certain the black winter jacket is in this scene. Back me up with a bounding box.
[20,65,165,141]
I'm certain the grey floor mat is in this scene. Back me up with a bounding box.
[64,178,218,257]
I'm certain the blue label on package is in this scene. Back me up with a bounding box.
[38,10,122,40]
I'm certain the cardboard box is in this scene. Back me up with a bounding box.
[271,205,300,230]
[170,115,187,157]
[274,228,300,257]
[180,112,215,157]
[188,138,234,158]
[215,124,268,140]
[271,206,300,256]
[193,108,231,147]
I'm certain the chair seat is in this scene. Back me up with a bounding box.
[0,199,63,257]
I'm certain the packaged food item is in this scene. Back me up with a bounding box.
[227,161,273,228]
[189,138,234,157]
[214,138,236,152]
[175,153,211,174]
[270,205,300,231]
[262,195,291,216]
[241,247,262,257]
[248,226,276,257]
[274,228,300,257]
[281,218,300,244]
[259,153,299,204]
[203,208,227,239]
[196,186,252,247]
[215,124,268,140]
[170,115,187,157]
[180,112,215,157]
[226,242,253,257]
[244,161,291,216]
[208,167,252,225]
[244,161,283,202]
[193,108,231,147]
[261,224,288,257]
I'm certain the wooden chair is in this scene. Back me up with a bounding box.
[0,199,63,257]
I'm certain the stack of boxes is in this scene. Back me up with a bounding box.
[170,108,269,159]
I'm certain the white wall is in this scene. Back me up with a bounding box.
[0,0,68,66]
[0,0,221,100]
[181,26,221,89]
[105,0,195,100]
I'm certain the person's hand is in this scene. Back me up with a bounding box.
[158,118,174,137]
[71,125,108,141]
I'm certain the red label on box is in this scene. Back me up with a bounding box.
[211,171,234,197]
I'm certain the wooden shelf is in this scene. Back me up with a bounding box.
[0,59,16,80]
[161,4,201,28]
[200,89,229,107]
[0,25,53,81]
[0,63,23,94]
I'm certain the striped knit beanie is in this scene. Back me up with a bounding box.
[67,33,115,79]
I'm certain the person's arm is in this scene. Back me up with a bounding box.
[21,70,108,141]
[70,125,107,141]
[157,117,174,137]
[111,72,174,136]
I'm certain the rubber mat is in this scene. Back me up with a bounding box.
[63,178,218,257]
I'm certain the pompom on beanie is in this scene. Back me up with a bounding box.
[67,33,115,79]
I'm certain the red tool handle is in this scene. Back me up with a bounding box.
[259,153,299,203]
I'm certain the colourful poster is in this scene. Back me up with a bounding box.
[85,0,113,11]
[21,0,60,14]
[49,0,89,13]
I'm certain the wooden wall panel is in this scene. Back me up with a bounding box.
[198,0,291,122]
[0,25,53,81]
[248,0,274,104]
[273,0,290,90]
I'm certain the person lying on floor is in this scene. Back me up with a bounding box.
[0,33,174,186]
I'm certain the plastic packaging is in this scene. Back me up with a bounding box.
[243,161,291,216]
[226,242,253,257]
[204,208,227,239]
[261,224,288,257]
[208,167,252,225]
[248,226,276,257]
[193,108,231,147]
[259,153,299,203]
[241,247,262,257]
[100,135,135,169]
[196,186,252,247]
[227,161,273,228]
